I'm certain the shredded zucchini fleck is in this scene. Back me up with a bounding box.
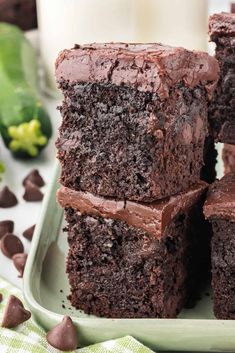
[0,161,5,181]
[8,119,47,157]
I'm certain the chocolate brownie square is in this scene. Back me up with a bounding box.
[55,43,218,202]
[58,182,211,318]
[223,143,235,174]
[209,13,235,144]
[204,173,235,319]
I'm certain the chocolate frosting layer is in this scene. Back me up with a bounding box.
[209,12,235,40]
[55,43,219,100]
[57,183,207,239]
[204,173,235,220]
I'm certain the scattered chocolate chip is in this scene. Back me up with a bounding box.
[46,316,78,351]
[60,289,63,293]
[1,295,31,328]
[1,234,24,258]
[23,224,35,241]
[23,169,45,188]
[0,187,18,208]
[23,181,43,202]
[62,304,66,309]
[12,253,28,278]
[0,293,3,303]
[0,220,14,239]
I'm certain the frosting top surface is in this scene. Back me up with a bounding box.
[55,42,219,99]
[204,173,235,220]
[57,183,207,239]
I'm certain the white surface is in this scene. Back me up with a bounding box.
[0,96,60,288]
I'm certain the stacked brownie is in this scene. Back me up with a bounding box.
[55,43,218,318]
[213,12,235,176]
[209,12,235,144]
[204,12,235,320]
[204,173,235,319]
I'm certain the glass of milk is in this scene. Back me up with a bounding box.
[134,0,208,51]
[36,0,136,94]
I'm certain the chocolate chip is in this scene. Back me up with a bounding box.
[23,181,43,202]
[46,316,78,351]
[23,169,45,188]
[1,295,31,328]
[0,293,3,303]
[1,234,24,258]
[23,224,35,241]
[0,220,14,239]
[0,187,18,208]
[12,253,27,278]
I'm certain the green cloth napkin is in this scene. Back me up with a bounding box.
[0,277,154,353]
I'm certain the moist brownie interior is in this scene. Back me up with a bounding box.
[58,183,211,318]
[56,43,219,202]
[204,173,235,319]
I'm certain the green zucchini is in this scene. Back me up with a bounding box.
[0,161,4,181]
[0,23,52,158]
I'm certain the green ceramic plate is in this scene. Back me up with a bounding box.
[23,163,235,352]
